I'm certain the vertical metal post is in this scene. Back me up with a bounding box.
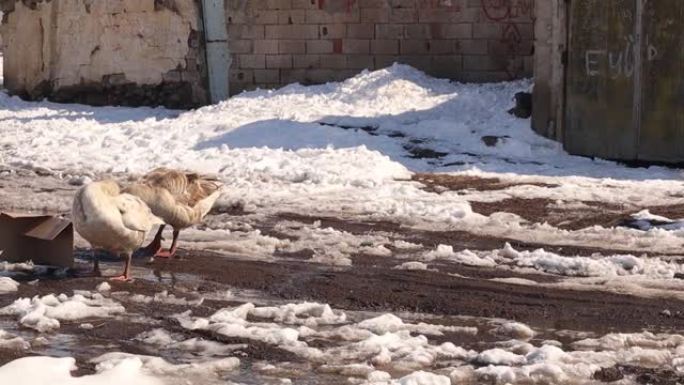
[201,0,231,103]
[632,0,645,157]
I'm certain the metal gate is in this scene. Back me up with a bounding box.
[565,0,684,162]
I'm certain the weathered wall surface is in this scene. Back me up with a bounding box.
[0,0,209,108]
[532,0,566,141]
[227,0,535,94]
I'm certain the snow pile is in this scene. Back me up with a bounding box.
[0,292,125,332]
[0,356,162,385]
[0,64,483,226]
[0,277,19,294]
[497,243,683,278]
[427,243,684,280]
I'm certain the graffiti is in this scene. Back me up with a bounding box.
[416,0,462,10]
[481,0,534,22]
[585,35,658,79]
[479,0,534,80]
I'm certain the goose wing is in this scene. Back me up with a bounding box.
[186,176,223,207]
[141,168,193,204]
[116,193,164,232]
[142,168,223,208]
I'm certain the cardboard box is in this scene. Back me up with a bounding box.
[0,212,74,267]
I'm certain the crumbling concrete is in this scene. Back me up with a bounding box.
[0,0,209,108]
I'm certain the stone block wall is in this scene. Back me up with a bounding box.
[227,0,535,94]
[0,0,209,108]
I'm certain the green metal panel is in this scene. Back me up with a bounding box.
[565,0,638,160]
[638,1,684,162]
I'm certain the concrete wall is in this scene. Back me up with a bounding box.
[0,0,209,108]
[227,0,535,94]
[532,0,566,141]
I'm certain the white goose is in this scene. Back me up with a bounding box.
[124,167,223,258]
[72,180,163,281]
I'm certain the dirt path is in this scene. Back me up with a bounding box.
[3,170,684,383]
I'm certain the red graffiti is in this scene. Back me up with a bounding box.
[481,0,533,22]
[481,0,533,81]
[501,23,522,45]
[417,0,462,10]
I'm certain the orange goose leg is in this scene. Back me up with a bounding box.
[154,229,180,259]
[140,225,165,256]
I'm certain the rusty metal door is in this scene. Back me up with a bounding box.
[565,0,638,160]
[565,0,684,162]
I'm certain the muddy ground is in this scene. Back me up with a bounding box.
[2,171,684,383]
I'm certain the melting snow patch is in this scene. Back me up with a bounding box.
[0,329,30,350]
[491,322,536,340]
[122,290,204,306]
[0,277,19,294]
[0,292,125,332]
[423,245,496,267]
[92,352,240,378]
[0,356,162,385]
[394,261,428,271]
[96,282,111,292]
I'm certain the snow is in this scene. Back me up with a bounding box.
[0,356,162,385]
[96,282,111,292]
[1,62,684,262]
[5,57,684,385]
[476,348,527,366]
[423,245,496,267]
[491,322,536,340]
[623,209,684,231]
[395,371,450,385]
[92,352,239,378]
[0,277,19,294]
[394,261,429,271]
[121,290,204,306]
[0,329,29,350]
[0,292,125,332]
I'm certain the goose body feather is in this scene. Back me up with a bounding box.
[72,180,162,254]
[124,168,223,229]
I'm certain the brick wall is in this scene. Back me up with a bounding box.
[226,0,534,94]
